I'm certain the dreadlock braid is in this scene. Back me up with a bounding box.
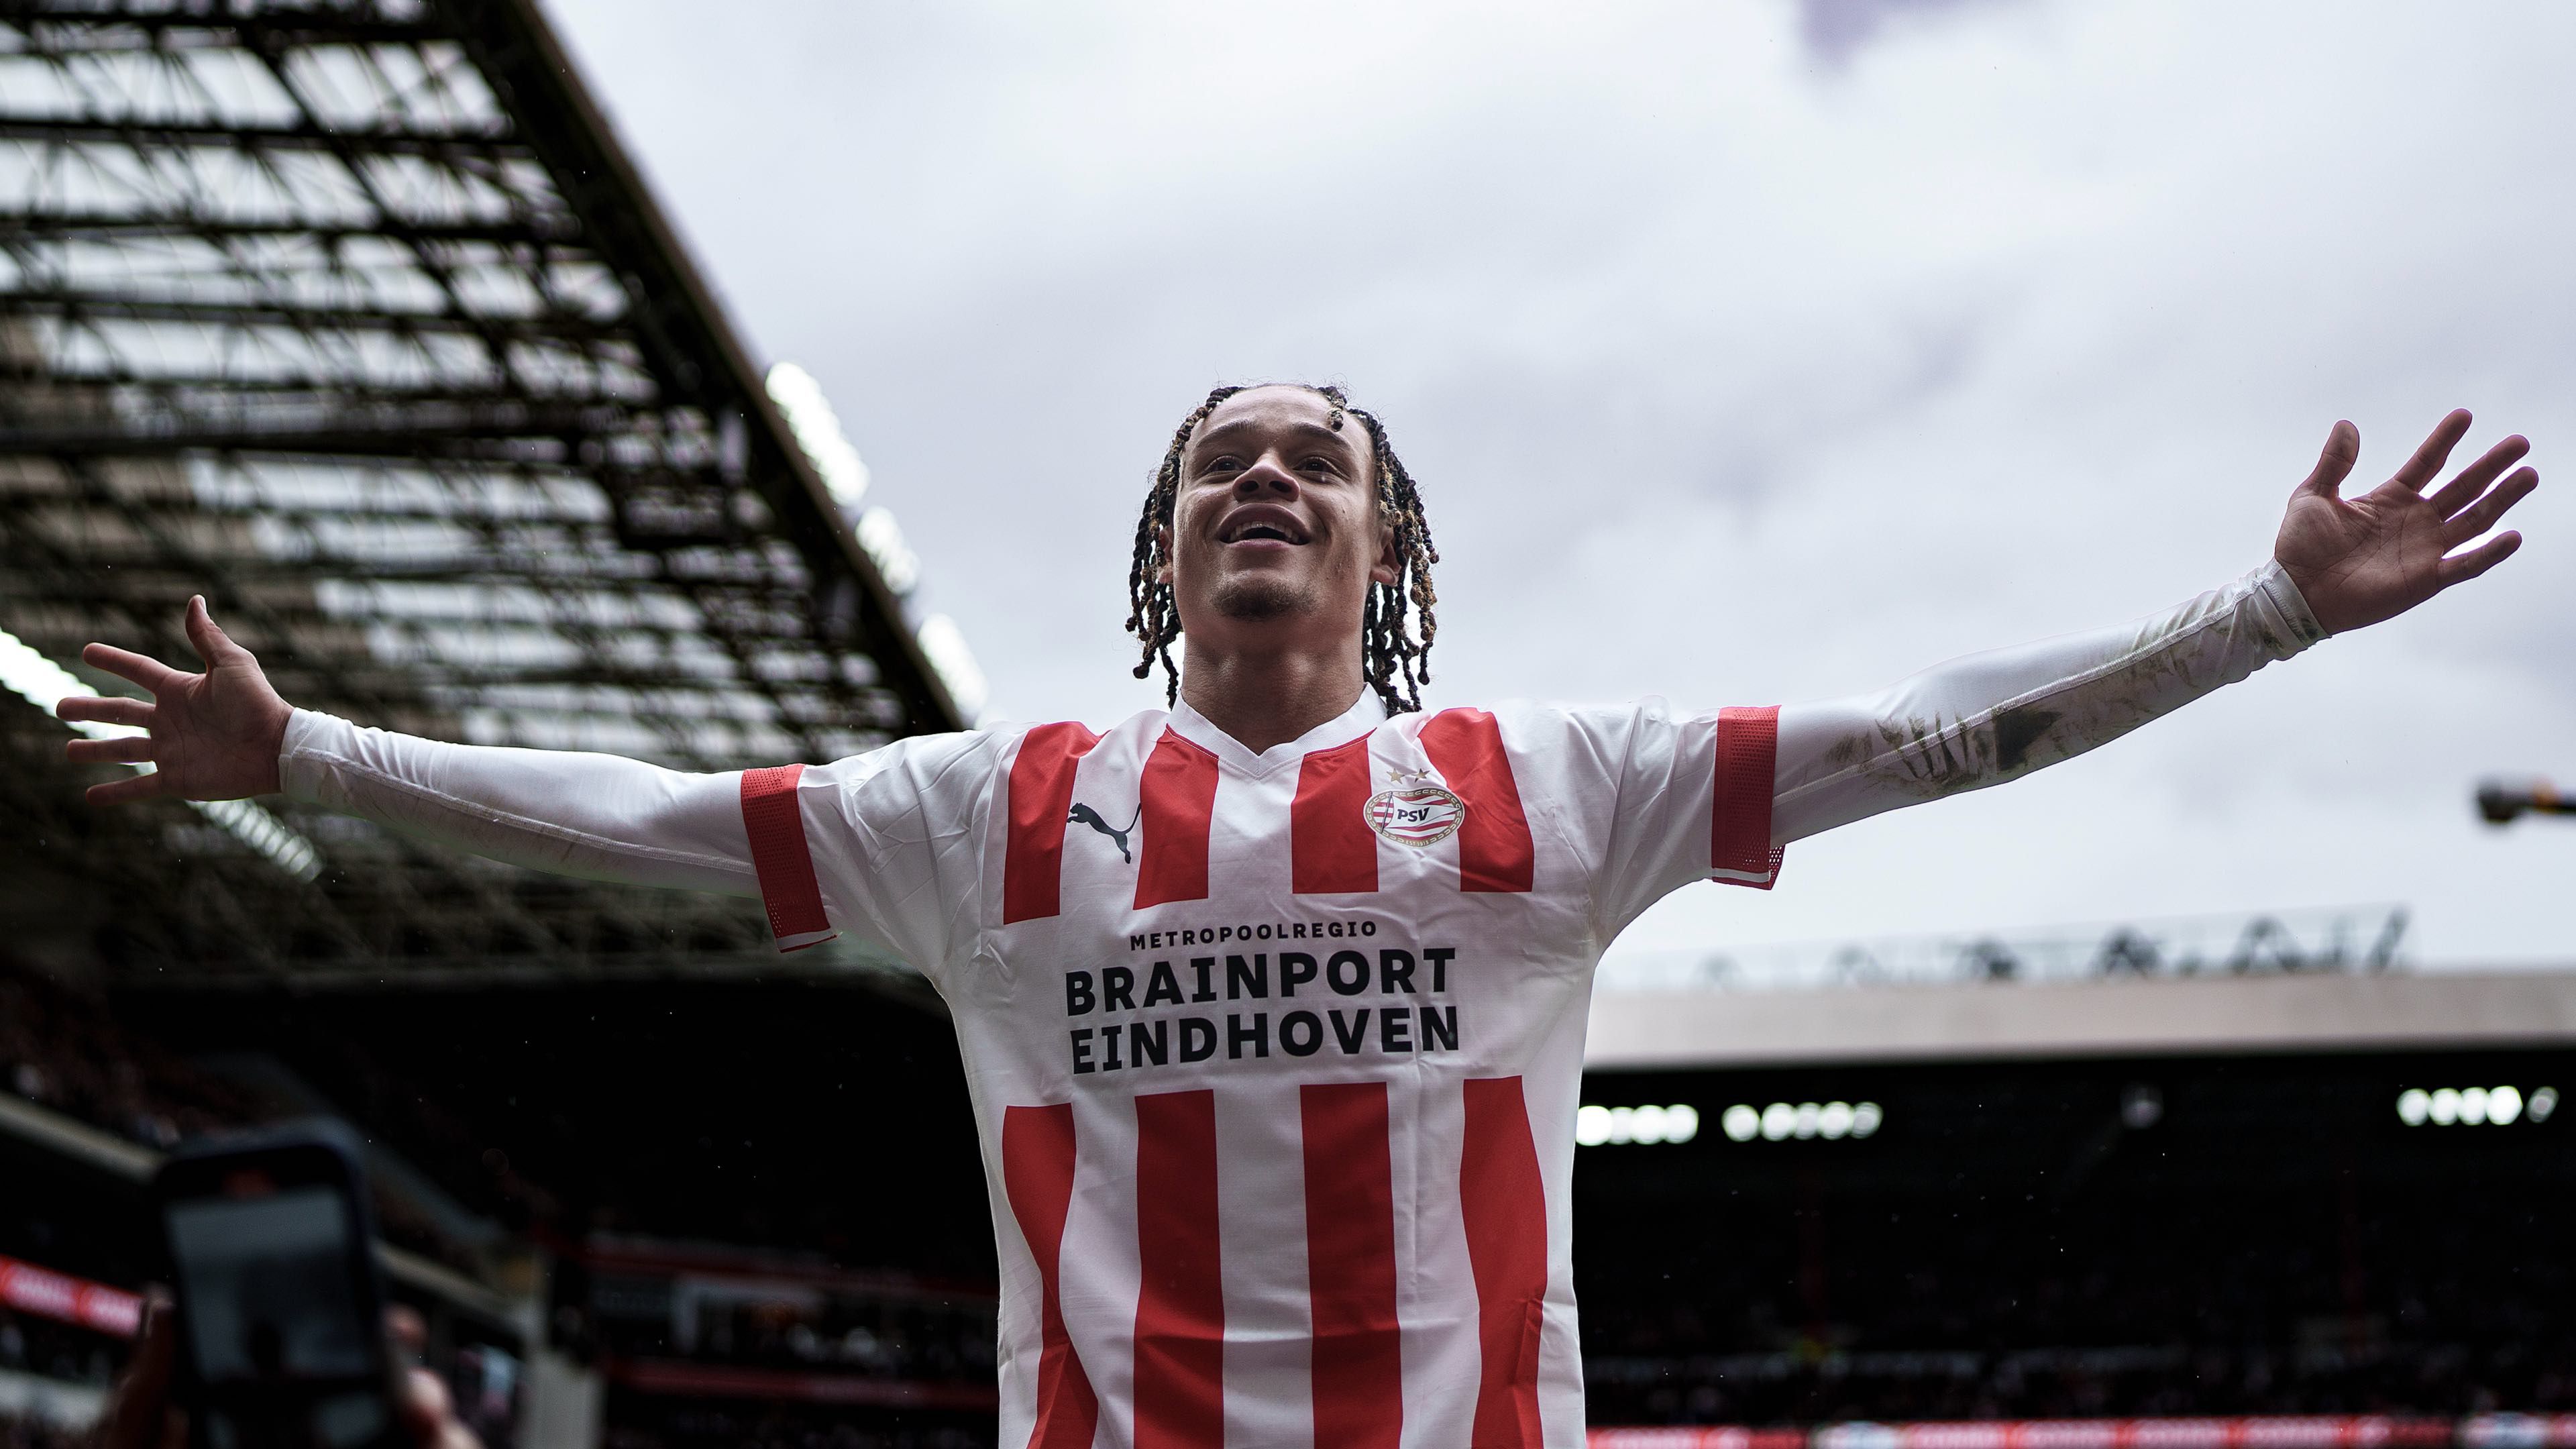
[1124,386,1242,706]
[1125,384,1441,714]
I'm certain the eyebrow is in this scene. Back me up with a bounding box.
[1190,418,1361,458]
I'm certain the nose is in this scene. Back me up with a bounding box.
[1232,451,1301,500]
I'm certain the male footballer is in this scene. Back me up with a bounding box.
[69,386,2536,1448]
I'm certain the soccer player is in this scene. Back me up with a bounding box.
[66,388,2535,1448]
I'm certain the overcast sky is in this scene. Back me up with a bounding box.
[543,0,2575,969]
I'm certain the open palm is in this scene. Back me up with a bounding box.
[2275,409,2538,635]
[58,596,292,804]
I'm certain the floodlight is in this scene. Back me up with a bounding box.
[2429,1089,2461,1125]
[2530,1087,2559,1122]
[1576,1105,1612,1146]
[856,507,920,596]
[1851,1102,1883,1138]
[2396,1089,2430,1126]
[1819,1102,1855,1139]
[1762,1102,1795,1141]
[765,362,872,508]
[1665,1105,1701,1144]
[1723,1105,1760,1142]
[2488,1086,2523,1125]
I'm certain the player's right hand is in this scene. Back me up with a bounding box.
[60,596,293,806]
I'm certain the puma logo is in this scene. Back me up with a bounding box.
[1067,802,1142,865]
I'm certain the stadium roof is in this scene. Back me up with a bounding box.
[1586,967,2576,1069]
[0,0,973,983]
[1587,908,2576,1067]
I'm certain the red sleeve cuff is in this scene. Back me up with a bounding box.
[1711,706,1783,891]
[741,765,837,951]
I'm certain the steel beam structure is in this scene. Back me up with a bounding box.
[0,0,965,982]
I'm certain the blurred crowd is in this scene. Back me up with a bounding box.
[0,1307,107,1449]
[0,957,258,1153]
[0,953,497,1279]
[602,1401,992,1449]
[1576,1130,2573,1430]
[591,1292,997,1386]
[0,1416,77,1449]
[0,1307,119,1390]
[1582,1241,2576,1426]
[1585,1338,2576,1425]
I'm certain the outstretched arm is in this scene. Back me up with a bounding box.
[1772,410,2537,843]
[62,598,757,895]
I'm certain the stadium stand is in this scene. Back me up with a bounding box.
[1577,932,2576,1432]
[117,973,1006,1446]
[0,949,499,1276]
[1,0,981,1441]
[0,952,546,1444]
[573,1237,998,1449]
[0,951,1006,1446]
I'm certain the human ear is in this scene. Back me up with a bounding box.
[1368,515,1399,588]
[1156,524,1174,586]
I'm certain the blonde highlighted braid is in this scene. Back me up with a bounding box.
[1124,384,1440,714]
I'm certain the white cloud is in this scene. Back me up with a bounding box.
[545,0,2576,963]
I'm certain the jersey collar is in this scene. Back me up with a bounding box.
[1165,688,1387,777]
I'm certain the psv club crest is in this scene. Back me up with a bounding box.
[1366,767,1466,847]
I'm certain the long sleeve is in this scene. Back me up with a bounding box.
[1770,558,2327,845]
[276,710,759,896]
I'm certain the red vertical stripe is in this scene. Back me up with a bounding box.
[741,765,834,949]
[1133,1089,1224,1449]
[1292,735,1379,894]
[1003,722,1102,924]
[1420,708,1536,894]
[1002,1104,1099,1449]
[1301,1081,1404,1449]
[1711,705,1782,890]
[1462,1077,1550,1449]
[1136,729,1221,909]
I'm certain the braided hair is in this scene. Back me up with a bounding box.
[1125,384,1440,714]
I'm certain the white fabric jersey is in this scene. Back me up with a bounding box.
[278,562,2324,1449]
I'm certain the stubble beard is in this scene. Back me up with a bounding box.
[1210,572,1318,622]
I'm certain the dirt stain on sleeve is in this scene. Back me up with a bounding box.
[1992,704,2062,773]
[1819,570,2309,816]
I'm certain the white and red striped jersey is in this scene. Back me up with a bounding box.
[276,561,2326,1449]
[745,695,1783,1449]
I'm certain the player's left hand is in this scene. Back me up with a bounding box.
[2274,409,2537,635]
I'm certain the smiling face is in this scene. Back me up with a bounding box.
[1161,385,1399,645]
